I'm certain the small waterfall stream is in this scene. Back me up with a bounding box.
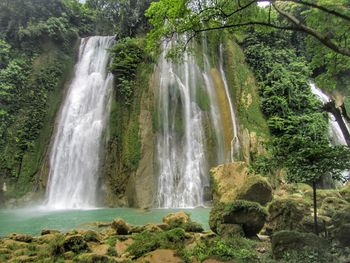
[155,40,240,208]
[310,83,348,146]
[219,44,240,161]
[45,36,114,209]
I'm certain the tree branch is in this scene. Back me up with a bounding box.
[272,3,350,56]
[277,0,350,22]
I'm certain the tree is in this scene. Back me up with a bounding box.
[146,0,350,56]
[244,31,350,235]
[280,139,350,235]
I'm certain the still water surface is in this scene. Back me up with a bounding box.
[0,207,210,236]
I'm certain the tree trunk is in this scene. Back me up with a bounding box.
[324,101,350,146]
[313,181,319,235]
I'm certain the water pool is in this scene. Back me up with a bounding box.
[0,207,210,236]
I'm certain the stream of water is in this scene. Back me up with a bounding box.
[45,36,114,209]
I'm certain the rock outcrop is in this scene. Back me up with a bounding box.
[210,161,272,205]
[209,200,267,237]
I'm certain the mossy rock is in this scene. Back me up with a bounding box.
[266,197,310,235]
[217,223,244,238]
[82,230,100,242]
[75,253,112,263]
[7,233,33,243]
[330,205,350,247]
[41,229,60,236]
[163,211,190,227]
[333,223,350,247]
[183,221,204,233]
[236,175,272,205]
[304,189,342,207]
[63,235,88,253]
[339,187,350,202]
[111,218,130,235]
[209,200,267,237]
[272,230,329,259]
[320,197,349,217]
[300,215,330,234]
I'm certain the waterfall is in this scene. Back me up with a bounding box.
[155,40,239,208]
[219,44,240,161]
[45,36,114,209]
[310,83,348,146]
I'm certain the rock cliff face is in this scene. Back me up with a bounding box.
[126,74,156,208]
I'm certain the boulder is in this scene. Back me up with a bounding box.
[300,215,330,234]
[210,162,249,203]
[63,235,88,253]
[333,223,350,247]
[236,175,272,205]
[217,223,244,238]
[8,233,33,243]
[330,205,350,247]
[82,230,100,242]
[209,200,267,237]
[75,253,112,263]
[163,211,190,227]
[320,197,349,217]
[184,221,204,233]
[266,197,310,235]
[304,189,342,207]
[339,186,350,203]
[111,218,130,235]
[210,162,272,205]
[271,230,329,259]
[41,229,60,235]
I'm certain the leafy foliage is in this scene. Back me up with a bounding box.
[188,237,258,262]
[244,31,350,184]
[110,37,145,106]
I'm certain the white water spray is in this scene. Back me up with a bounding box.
[45,36,114,209]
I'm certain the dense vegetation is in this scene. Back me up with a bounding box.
[0,0,98,197]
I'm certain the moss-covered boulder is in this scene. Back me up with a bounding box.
[210,162,249,203]
[304,189,342,207]
[330,205,350,247]
[7,233,33,243]
[111,218,130,235]
[163,211,190,227]
[41,229,60,235]
[82,230,100,242]
[339,186,350,202]
[320,197,349,217]
[217,223,244,238]
[75,253,112,262]
[236,175,272,205]
[63,235,88,253]
[271,230,329,259]
[209,200,267,237]
[266,197,310,235]
[299,215,330,234]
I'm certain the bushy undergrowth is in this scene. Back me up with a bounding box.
[183,236,258,263]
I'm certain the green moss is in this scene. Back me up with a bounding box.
[104,39,155,203]
[126,228,186,258]
[224,37,269,137]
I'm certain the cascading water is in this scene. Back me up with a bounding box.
[310,83,348,146]
[155,45,207,208]
[45,36,114,209]
[155,40,239,208]
[219,44,240,161]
